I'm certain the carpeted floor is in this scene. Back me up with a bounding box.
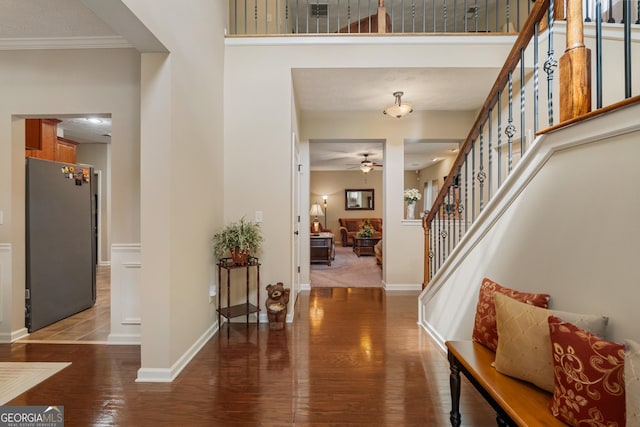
[310,244,382,287]
[0,362,71,405]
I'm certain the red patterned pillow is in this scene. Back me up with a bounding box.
[471,277,550,351]
[548,316,626,426]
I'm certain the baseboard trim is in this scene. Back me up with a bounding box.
[135,321,219,383]
[0,327,29,343]
[135,368,173,383]
[300,283,311,291]
[419,320,447,353]
[384,283,422,291]
[107,333,141,345]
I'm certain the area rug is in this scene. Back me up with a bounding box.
[310,245,382,288]
[0,362,71,405]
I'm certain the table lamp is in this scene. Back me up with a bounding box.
[309,203,324,235]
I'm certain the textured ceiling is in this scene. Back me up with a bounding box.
[293,67,498,112]
[58,116,112,144]
[309,140,460,172]
[296,67,492,171]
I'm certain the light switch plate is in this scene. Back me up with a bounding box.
[0,210,3,225]
[255,211,263,223]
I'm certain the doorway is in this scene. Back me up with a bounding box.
[308,140,384,288]
[20,115,112,343]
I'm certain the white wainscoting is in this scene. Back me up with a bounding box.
[0,244,26,342]
[108,244,141,345]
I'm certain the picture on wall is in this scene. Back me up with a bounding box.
[345,189,374,210]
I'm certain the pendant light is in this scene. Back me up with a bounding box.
[383,91,413,118]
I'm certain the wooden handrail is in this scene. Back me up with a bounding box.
[538,95,640,135]
[421,0,632,288]
[422,0,550,287]
[424,0,550,228]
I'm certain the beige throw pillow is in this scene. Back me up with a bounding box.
[627,339,640,426]
[494,293,608,392]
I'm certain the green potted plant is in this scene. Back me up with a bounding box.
[212,217,263,265]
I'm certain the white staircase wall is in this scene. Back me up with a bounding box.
[419,103,640,349]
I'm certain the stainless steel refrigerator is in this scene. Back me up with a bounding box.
[26,157,97,332]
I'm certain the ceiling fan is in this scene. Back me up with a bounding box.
[350,153,383,174]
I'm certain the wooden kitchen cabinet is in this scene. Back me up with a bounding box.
[25,119,77,163]
[55,138,77,163]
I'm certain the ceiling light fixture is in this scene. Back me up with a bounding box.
[360,161,373,174]
[383,91,413,118]
[360,154,374,174]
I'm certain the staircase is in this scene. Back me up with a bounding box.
[419,101,640,348]
[418,0,640,348]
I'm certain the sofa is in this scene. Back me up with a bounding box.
[338,217,382,246]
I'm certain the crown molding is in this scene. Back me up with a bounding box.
[0,36,133,51]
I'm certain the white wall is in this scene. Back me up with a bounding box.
[302,110,475,288]
[311,170,383,233]
[224,35,514,296]
[420,104,640,347]
[581,23,640,106]
[405,154,458,212]
[0,48,140,341]
[120,0,227,380]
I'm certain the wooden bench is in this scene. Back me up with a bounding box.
[446,340,566,427]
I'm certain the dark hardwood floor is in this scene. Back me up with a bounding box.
[1,288,495,426]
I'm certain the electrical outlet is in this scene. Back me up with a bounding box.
[267,13,272,22]
[0,210,3,225]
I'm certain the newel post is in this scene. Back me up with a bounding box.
[377,0,387,33]
[559,0,591,121]
[422,213,430,290]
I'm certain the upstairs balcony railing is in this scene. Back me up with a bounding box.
[421,0,640,287]
[228,0,532,35]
